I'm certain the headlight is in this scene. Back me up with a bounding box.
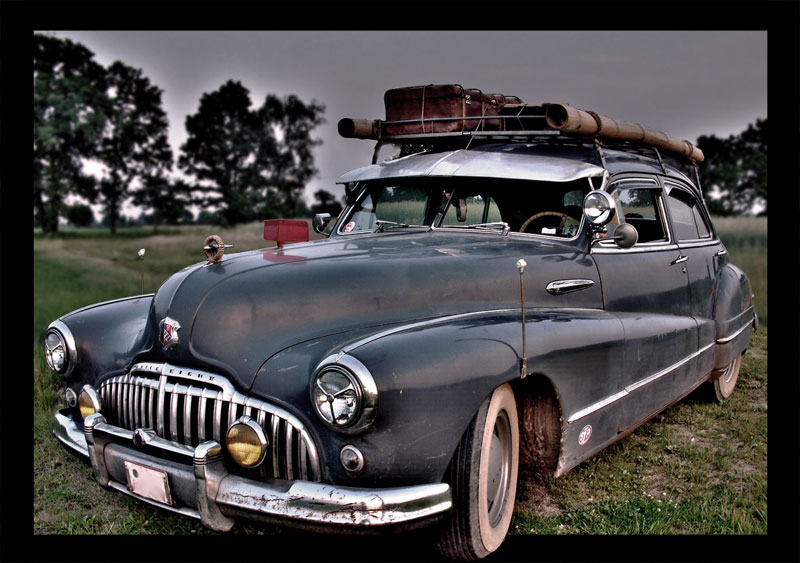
[78,385,102,420]
[45,331,66,372]
[44,321,77,377]
[311,354,378,434]
[313,368,361,426]
[226,416,268,468]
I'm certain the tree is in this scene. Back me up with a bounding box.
[258,94,325,218]
[96,61,173,234]
[65,203,95,228]
[696,119,767,215]
[179,80,325,226]
[34,33,108,233]
[132,176,195,230]
[310,189,343,216]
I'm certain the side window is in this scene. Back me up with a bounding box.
[666,187,711,241]
[617,188,667,243]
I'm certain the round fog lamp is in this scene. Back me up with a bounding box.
[78,386,102,420]
[226,416,268,468]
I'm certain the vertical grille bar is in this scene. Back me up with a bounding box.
[285,423,294,479]
[184,386,195,446]
[299,440,308,480]
[213,391,223,443]
[271,416,281,478]
[138,380,147,428]
[128,375,136,429]
[118,378,124,427]
[198,395,208,443]
[169,384,180,442]
[133,379,141,429]
[156,375,166,438]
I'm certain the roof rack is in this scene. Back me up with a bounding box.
[338,103,704,163]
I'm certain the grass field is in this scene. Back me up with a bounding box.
[32,217,767,549]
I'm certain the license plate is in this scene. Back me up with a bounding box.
[124,460,174,506]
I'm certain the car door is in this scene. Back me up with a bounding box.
[591,178,698,430]
[662,181,725,369]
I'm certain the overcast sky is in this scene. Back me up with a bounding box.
[45,30,767,210]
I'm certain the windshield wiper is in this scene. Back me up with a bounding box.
[374,220,426,232]
[443,222,510,234]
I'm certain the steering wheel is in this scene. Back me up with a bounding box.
[519,211,578,234]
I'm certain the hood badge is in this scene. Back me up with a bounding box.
[160,317,181,350]
[203,234,233,264]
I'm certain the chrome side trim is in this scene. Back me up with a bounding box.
[716,316,754,344]
[546,279,595,296]
[566,342,715,423]
[592,243,680,255]
[342,309,519,353]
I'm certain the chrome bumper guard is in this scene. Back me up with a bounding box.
[53,409,452,531]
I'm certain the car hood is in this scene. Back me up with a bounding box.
[148,230,599,389]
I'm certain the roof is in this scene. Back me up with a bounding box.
[336,144,607,184]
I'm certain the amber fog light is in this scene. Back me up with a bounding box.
[226,416,268,468]
[78,385,102,420]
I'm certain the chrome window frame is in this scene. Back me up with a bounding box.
[591,177,675,254]
[663,181,718,244]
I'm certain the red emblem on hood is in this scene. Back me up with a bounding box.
[160,317,181,350]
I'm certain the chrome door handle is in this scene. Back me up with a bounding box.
[671,255,689,265]
[716,249,727,256]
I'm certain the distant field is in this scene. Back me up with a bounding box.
[33,217,766,547]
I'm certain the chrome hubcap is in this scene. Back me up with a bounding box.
[486,410,511,527]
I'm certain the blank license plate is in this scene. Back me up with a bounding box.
[124,460,174,506]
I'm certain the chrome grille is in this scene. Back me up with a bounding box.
[98,362,320,482]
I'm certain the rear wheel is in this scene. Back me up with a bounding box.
[710,353,742,402]
[438,384,519,560]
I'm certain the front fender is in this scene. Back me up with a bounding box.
[52,295,155,391]
[254,309,626,488]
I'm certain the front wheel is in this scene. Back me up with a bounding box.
[438,384,519,560]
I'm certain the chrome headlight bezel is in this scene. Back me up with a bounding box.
[44,320,77,377]
[311,354,378,434]
[583,189,617,226]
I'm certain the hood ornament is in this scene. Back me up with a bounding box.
[203,235,233,264]
[159,317,181,350]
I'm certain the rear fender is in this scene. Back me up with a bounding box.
[712,264,756,370]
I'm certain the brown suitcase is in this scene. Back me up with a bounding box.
[384,84,524,135]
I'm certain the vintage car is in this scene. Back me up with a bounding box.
[45,92,756,560]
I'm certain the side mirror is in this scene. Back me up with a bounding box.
[312,213,332,235]
[611,223,638,249]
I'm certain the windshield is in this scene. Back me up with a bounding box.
[338,178,591,238]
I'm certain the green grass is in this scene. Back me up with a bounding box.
[713,215,767,325]
[32,218,767,537]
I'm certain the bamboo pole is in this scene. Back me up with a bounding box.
[544,103,704,162]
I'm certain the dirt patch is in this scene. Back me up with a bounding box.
[514,470,566,516]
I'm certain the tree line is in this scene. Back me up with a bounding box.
[34,33,331,234]
[34,33,766,235]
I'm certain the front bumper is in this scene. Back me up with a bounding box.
[53,409,452,531]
